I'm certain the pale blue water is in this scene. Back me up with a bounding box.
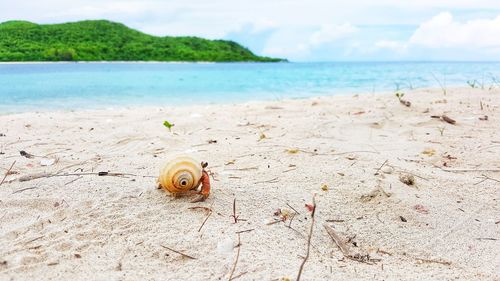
[0,62,499,113]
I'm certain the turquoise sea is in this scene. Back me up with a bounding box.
[0,62,499,113]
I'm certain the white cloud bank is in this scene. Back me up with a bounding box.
[374,12,500,59]
[410,12,500,48]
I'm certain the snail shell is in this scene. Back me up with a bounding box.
[158,155,203,194]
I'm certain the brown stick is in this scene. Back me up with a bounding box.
[231,198,239,224]
[198,210,212,232]
[17,171,156,182]
[296,195,316,281]
[374,160,388,175]
[160,245,197,260]
[228,233,241,281]
[0,161,16,186]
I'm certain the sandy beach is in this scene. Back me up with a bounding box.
[0,87,499,280]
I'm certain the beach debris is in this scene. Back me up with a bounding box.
[473,174,500,185]
[321,184,329,191]
[207,139,217,144]
[19,150,35,159]
[0,133,5,137]
[231,198,241,224]
[160,245,197,260]
[415,258,451,266]
[413,204,429,214]
[479,115,488,121]
[324,224,380,264]
[265,105,284,110]
[296,195,316,281]
[431,115,456,125]
[0,161,16,186]
[437,126,446,136]
[273,208,292,222]
[399,174,415,185]
[163,120,175,131]
[346,155,356,160]
[286,148,300,154]
[228,233,242,280]
[399,216,407,222]
[40,158,56,166]
[352,111,365,115]
[374,160,388,175]
[188,206,213,232]
[395,92,411,107]
[259,132,267,141]
[422,148,436,156]
[158,155,211,202]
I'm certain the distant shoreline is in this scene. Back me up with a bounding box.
[0,61,273,65]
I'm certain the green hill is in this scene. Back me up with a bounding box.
[0,20,284,62]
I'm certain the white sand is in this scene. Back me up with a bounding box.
[0,87,499,280]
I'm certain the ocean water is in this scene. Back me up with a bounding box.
[0,62,499,113]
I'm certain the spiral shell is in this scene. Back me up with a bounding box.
[158,155,203,194]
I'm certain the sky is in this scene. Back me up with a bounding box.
[1,0,500,61]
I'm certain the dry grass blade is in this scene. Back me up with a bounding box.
[324,224,380,265]
[324,224,350,256]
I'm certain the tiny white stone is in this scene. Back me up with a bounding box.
[382,166,393,174]
[40,158,55,166]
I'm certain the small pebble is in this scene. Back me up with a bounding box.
[381,166,393,174]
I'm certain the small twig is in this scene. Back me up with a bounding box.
[64,176,83,186]
[235,229,254,234]
[440,168,500,173]
[189,206,212,212]
[160,245,197,260]
[0,161,16,186]
[254,177,279,184]
[17,171,156,182]
[229,271,247,280]
[473,174,500,185]
[374,160,388,175]
[329,150,379,156]
[286,203,301,215]
[231,198,239,223]
[430,115,456,125]
[228,233,241,281]
[296,195,316,281]
[475,237,497,241]
[415,258,451,266]
[13,186,38,194]
[198,210,212,232]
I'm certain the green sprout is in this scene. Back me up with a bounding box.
[163,120,174,131]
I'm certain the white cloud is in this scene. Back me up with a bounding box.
[309,24,358,46]
[410,12,500,48]
[375,40,408,52]
[261,23,358,59]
